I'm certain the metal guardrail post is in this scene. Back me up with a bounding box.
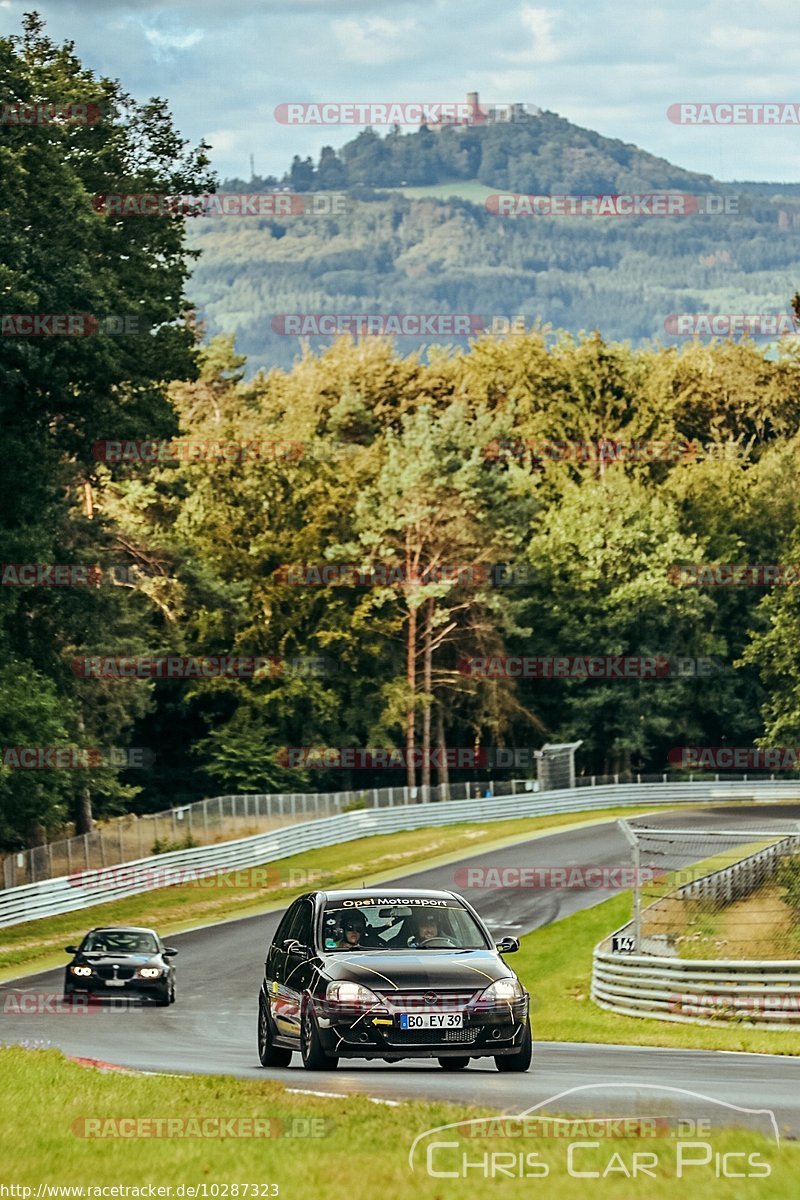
[618,820,641,951]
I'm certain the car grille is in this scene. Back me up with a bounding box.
[443,1028,478,1043]
[387,1027,479,1046]
[377,989,479,1012]
[94,967,136,981]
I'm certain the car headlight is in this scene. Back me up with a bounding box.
[479,978,524,1003]
[137,967,163,979]
[70,965,93,977]
[326,981,380,1005]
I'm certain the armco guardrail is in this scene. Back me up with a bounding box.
[2,779,800,929]
[5,767,795,889]
[592,833,800,1028]
[2,776,540,889]
[592,954,800,1027]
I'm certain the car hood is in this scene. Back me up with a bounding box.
[74,953,162,967]
[318,949,516,990]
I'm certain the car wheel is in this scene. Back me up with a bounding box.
[300,999,339,1071]
[168,982,176,1005]
[154,989,171,1007]
[258,993,293,1068]
[494,1019,532,1072]
[438,1057,470,1070]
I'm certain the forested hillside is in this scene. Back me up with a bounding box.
[189,118,800,375]
[4,19,800,851]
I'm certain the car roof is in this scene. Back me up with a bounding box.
[86,926,159,935]
[318,888,460,902]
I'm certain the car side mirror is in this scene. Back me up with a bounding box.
[65,945,79,954]
[496,936,519,954]
[283,938,311,958]
[162,947,178,957]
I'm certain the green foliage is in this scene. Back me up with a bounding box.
[776,856,800,911]
[151,834,199,855]
[7,14,800,846]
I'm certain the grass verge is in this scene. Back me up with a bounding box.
[2,1046,796,1197]
[516,892,800,1054]
[0,805,673,980]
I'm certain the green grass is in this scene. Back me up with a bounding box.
[516,892,800,1054]
[0,805,674,981]
[3,1046,796,1197]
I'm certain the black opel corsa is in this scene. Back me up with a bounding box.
[257,888,531,1071]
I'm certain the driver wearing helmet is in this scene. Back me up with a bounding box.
[336,910,369,950]
[407,909,442,948]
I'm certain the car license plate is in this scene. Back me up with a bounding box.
[104,979,126,987]
[399,1013,463,1029]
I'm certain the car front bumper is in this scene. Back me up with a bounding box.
[65,976,169,999]
[315,998,529,1059]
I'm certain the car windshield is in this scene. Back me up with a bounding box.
[81,931,159,954]
[320,899,488,951]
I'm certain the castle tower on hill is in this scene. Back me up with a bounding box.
[428,91,541,130]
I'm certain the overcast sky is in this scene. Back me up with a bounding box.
[2,0,798,183]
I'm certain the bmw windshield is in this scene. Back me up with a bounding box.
[320,898,490,951]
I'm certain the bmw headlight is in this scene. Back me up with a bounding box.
[138,967,163,979]
[70,965,93,977]
[326,981,380,1005]
[479,978,524,1003]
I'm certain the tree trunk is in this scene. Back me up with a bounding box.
[421,597,434,792]
[75,711,94,833]
[436,706,449,797]
[76,785,94,835]
[405,531,416,790]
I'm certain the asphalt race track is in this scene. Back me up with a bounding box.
[3,803,800,1135]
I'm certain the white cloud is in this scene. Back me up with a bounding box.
[502,6,560,65]
[331,16,417,64]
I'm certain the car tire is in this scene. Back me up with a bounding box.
[154,988,171,1007]
[301,999,339,1071]
[168,982,176,1005]
[494,1019,532,1072]
[258,993,293,1068]
[437,1057,470,1070]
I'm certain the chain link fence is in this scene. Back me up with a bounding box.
[1,776,545,889]
[615,819,800,960]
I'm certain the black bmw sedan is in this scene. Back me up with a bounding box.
[257,888,531,1071]
[63,926,178,1005]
